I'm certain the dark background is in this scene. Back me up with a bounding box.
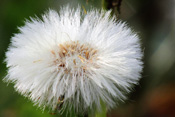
[0,0,175,116]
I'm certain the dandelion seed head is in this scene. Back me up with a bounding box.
[4,6,143,114]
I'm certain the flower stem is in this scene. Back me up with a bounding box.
[102,0,108,10]
[95,101,107,117]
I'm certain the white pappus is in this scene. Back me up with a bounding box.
[4,6,143,114]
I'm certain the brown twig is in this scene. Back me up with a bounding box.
[103,0,123,16]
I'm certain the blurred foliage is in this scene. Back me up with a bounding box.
[0,0,175,117]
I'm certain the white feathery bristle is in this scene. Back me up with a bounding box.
[4,6,143,114]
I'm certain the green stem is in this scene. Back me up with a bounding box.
[95,101,107,117]
[102,0,108,10]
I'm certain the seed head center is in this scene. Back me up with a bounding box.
[51,41,98,73]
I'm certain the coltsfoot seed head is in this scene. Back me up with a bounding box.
[51,41,99,75]
[4,6,143,114]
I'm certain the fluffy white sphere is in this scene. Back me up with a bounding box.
[5,6,143,114]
